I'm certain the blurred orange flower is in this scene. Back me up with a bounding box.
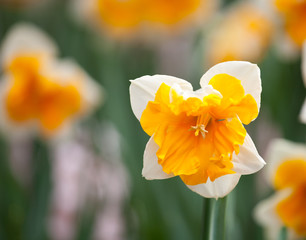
[255,139,306,239]
[73,0,218,38]
[205,2,273,66]
[274,0,306,47]
[0,23,103,137]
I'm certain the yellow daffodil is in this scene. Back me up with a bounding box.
[205,2,273,66]
[130,61,265,198]
[300,42,306,124]
[254,139,306,239]
[73,0,218,37]
[274,0,306,48]
[0,23,103,137]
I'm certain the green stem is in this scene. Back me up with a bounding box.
[278,227,287,240]
[202,198,212,240]
[202,197,228,240]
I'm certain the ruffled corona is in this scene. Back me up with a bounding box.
[130,61,265,198]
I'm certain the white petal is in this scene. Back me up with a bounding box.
[142,136,174,180]
[186,173,241,198]
[253,189,291,240]
[265,139,306,185]
[0,23,57,67]
[232,133,266,175]
[299,98,306,124]
[129,75,193,120]
[199,61,262,111]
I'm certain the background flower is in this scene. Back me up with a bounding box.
[0,23,103,138]
[254,139,306,239]
[204,2,273,67]
[273,0,306,48]
[72,0,219,39]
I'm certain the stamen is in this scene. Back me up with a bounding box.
[190,113,211,138]
[190,124,208,137]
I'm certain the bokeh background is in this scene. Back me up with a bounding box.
[0,0,305,239]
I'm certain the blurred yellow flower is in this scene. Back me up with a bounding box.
[96,0,201,27]
[5,55,81,132]
[130,61,265,198]
[205,3,273,66]
[254,139,306,239]
[73,0,217,37]
[274,0,306,47]
[0,23,103,137]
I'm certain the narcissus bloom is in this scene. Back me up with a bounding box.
[0,23,103,137]
[254,139,306,239]
[130,61,265,198]
[299,42,306,124]
[205,2,273,66]
[73,0,217,37]
[273,0,306,48]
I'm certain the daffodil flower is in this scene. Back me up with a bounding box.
[205,2,273,66]
[254,139,306,239]
[0,23,103,137]
[130,61,265,198]
[299,41,306,124]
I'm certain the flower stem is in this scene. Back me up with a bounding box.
[202,197,228,240]
[202,198,212,240]
[278,227,287,240]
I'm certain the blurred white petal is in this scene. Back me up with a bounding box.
[0,23,57,67]
[254,189,291,240]
[300,42,306,124]
[265,139,306,185]
[302,41,306,84]
[299,99,306,124]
